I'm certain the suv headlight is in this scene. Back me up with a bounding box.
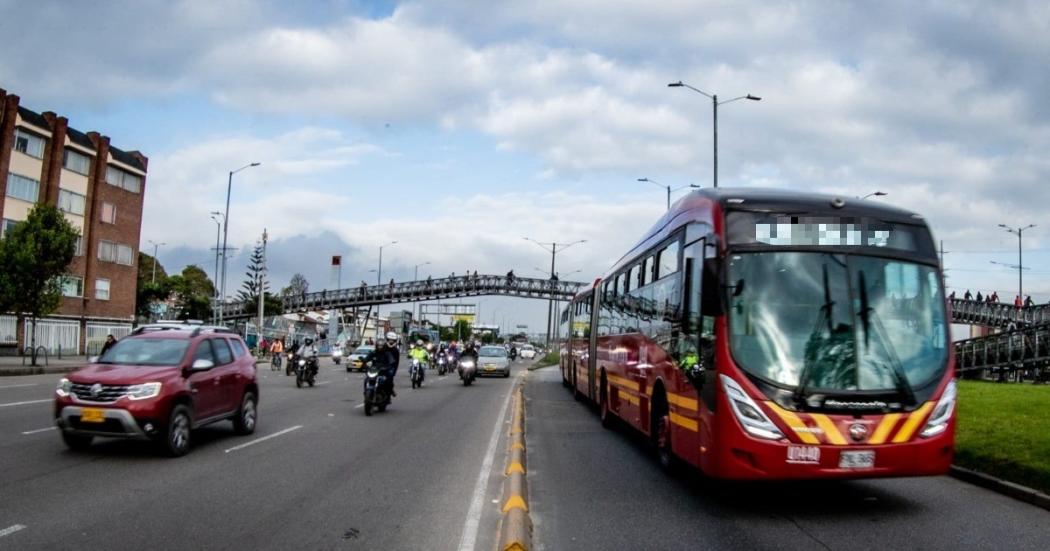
[56,378,72,397]
[127,382,162,401]
[920,379,957,438]
[720,374,784,440]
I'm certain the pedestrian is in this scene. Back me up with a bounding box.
[259,337,269,358]
[964,289,973,301]
[949,290,956,301]
[990,291,999,303]
[1025,295,1034,308]
[976,291,983,302]
[1015,295,1023,308]
[99,334,117,356]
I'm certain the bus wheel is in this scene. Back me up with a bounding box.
[600,373,615,430]
[650,390,677,474]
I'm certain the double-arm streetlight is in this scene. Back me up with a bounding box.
[377,240,398,285]
[860,191,888,200]
[148,240,166,284]
[524,237,586,346]
[998,223,1036,300]
[668,81,760,188]
[209,212,224,323]
[218,162,260,324]
[637,178,700,210]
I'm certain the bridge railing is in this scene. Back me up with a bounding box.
[220,274,585,320]
[949,299,1050,329]
[954,322,1050,375]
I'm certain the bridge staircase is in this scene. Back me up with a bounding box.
[950,299,1050,381]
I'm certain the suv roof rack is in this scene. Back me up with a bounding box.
[132,323,240,338]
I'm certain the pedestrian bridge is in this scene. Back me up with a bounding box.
[220,273,587,321]
[949,299,1050,329]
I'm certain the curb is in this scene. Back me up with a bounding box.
[527,363,554,371]
[496,384,533,551]
[950,465,1050,512]
[0,365,78,377]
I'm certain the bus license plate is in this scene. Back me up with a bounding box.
[839,450,875,469]
[80,408,105,423]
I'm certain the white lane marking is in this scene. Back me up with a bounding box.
[354,403,364,409]
[457,376,517,551]
[224,425,303,453]
[0,524,26,538]
[21,426,57,435]
[315,381,331,386]
[0,383,39,390]
[0,399,51,408]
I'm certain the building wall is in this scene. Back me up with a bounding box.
[0,89,147,354]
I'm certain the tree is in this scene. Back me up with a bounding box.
[136,252,171,319]
[0,205,78,364]
[237,243,267,303]
[168,265,215,321]
[440,319,472,342]
[282,273,309,298]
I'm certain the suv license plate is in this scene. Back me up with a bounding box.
[839,450,875,469]
[80,408,105,423]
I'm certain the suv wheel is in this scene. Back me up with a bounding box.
[62,432,93,451]
[233,392,257,435]
[162,405,192,457]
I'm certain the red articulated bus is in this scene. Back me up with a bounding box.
[559,188,956,479]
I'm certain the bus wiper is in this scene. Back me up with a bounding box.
[794,264,834,407]
[857,271,916,406]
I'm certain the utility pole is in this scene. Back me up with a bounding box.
[524,237,586,347]
[257,229,267,347]
[999,224,1036,301]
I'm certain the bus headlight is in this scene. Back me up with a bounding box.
[920,379,956,438]
[720,374,784,440]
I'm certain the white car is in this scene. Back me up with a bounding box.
[519,345,537,359]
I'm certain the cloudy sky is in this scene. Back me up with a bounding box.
[2,0,1048,332]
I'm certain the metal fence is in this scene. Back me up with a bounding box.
[23,318,80,355]
[949,299,1050,329]
[954,322,1050,382]
[0,315,16,344]
[85,323,134,356]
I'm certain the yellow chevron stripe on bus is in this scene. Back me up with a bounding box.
[892,402,935,443]
[766,402,820,445]
[868,413,903,445]
[607,374,640,392]
[619,392,640,406]
[810,414,847,446]
[669,412,699,432]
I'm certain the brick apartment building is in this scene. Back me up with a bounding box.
[0,88,147,355]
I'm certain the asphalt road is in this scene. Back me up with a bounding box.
[524,366,1050,551]
[0,357,524,550]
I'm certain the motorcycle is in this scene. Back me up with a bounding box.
[458,356,477,386]
[295,356,319,388]
[332,347,343,365]
[410,358,426,389]
[363,362,391,416]
[509,348,518,361]
[285,352,297,376]
[437,354,448,375]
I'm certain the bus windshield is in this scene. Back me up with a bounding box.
[727,252,947,396]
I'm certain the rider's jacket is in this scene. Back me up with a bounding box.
[299,344,318,358]
[364,346,400,371]
[409,347,430,363]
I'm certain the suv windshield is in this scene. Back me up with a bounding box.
[98,338,191,366]
[727,252,947,394]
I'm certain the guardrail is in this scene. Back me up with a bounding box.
[950,299,1050,329]
[220,274,586,321]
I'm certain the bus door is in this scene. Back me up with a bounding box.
[588,288,601,402]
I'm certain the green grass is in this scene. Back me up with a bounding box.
[536,351,560,367]
[955,381,1050,495]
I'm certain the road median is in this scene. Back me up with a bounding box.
[496,384,533,551]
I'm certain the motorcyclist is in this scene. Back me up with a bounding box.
[460,341,479,363]
[299,337,319,376]
[410,340,430,365]
[364,331,401,397]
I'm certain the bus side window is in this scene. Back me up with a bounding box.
[677,239,708,391]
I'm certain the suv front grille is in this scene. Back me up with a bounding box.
[70,383,130,403]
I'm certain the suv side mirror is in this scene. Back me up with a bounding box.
[88,356,99,364]
[190,359,214,371]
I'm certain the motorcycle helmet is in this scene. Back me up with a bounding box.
[385,331,398,345]
[416,339,423,346]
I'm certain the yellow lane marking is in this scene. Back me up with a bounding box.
[607,374,639,392]
[509,442,525,451]
[666,392,699,411]
[669,411,699,432]
[506,462,525,475]
[810,414,847,446]
[868,413,903,445]
[766,402,820,445]
[502,495,528,513]
[892,402,935,443]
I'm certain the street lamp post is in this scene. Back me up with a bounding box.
[668,81,760,188]
[998,223,1036,300]
[209,212,223,323]
[637,178,700,210]
[524,237,586,346]
[219,162,260,324]
[148,240,166,284]
[377,240,398,285]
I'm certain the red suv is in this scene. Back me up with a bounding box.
[54,323,259,456]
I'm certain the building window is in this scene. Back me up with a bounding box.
[98,240,116,262]
[60,276,84,298]
[63,148,91,176]
[74,235,84,256]
[105,165,142,194]
[13,129,46,158]
[1,218,19,238]
[6,173,40,203]
[58,189,86,216]
[95,279,110,300]
[117,244,134,266]
[101,202,116,224]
